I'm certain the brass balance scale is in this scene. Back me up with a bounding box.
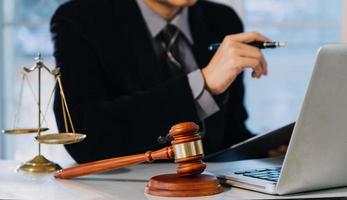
[1,53,86,173]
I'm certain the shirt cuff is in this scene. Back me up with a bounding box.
[187,69,220,120]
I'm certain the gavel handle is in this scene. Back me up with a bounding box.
[54,146,174,179]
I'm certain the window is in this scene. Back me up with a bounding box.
[0,0,70,162]
[0,2,4,157]
[243,0,343,133]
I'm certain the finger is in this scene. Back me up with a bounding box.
[253,64,263,78]
[228,32,270,43]
[278,145,288,153]
[244,58,263,78]
[269,149,284,157]
[240,57,263,78]
[261,56,268,76]
[235,42,268,76]
[233,45,267,77]
[268,145,288,157]
[255,56,267,78]
[237,42,263,52]
[234,43,263,60]
[268,149,281,157]
[237,52,266,78]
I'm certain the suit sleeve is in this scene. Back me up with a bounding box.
[51,17,200,163]
[211,5,253,147]
[223,73,253,147]
[188,69,220,120]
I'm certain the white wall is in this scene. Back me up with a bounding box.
[2,0,16,159]
[0,0,73,162]
[343,0,347,42]
[210,0,243,17]
[0,0,4,158]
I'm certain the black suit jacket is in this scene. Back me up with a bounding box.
[51,0,252,163]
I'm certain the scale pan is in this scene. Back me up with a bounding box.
[2,128,49,135]
[36,133,86,144]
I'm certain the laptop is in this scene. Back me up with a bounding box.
[212,44,347,195]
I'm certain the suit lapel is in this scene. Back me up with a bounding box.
[113,0,164,89]
[188,3,216,69]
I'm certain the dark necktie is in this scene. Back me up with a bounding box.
[155,24,185,78]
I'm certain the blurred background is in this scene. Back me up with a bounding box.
[0,0,345,163]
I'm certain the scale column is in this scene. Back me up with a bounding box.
[38,55,42,156]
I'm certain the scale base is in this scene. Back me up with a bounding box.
[18,155,62,173]
[145,173,223,197]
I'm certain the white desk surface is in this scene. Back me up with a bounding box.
[1,159,347,200]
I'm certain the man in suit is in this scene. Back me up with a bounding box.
[51,0,270,163]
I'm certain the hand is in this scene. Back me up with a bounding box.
[268,145,288,157]
[202,32,269,95]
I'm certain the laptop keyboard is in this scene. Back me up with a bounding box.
[234,167,282,182]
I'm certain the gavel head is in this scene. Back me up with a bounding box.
[169,122,206,176]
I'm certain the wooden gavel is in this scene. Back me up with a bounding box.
[54,122,207,179]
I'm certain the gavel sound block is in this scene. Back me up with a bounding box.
[54,122,223,197]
